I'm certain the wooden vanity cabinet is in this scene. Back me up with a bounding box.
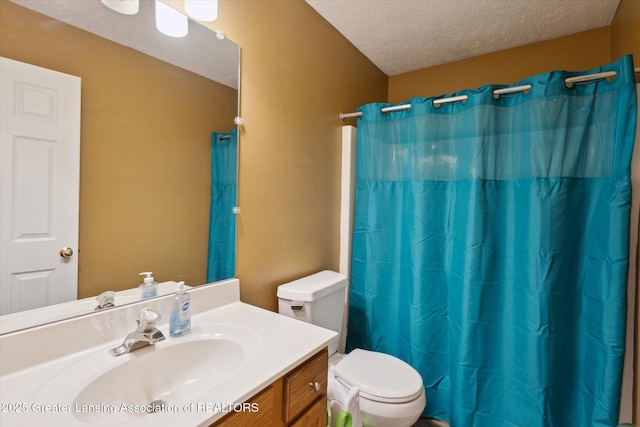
[212,348,328,427]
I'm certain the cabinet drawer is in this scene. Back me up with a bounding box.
[213,385,274,427]
[283,349,328,423]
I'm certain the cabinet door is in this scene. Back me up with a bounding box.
[213,386,274,427]
[289,398,327,427]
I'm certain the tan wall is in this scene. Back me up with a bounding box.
[189,0,388,310]
[0,0,238,296]
[612,0,640,62]
[389,27,611,103]
[611,0,640,421]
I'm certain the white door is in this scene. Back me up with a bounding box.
[0,57,81,315]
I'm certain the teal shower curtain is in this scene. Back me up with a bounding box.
[206,129,237,282]
[346,56,637,426]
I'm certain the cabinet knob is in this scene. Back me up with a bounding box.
[309,381,320,392]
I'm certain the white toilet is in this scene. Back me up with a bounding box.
[277,270,426,427]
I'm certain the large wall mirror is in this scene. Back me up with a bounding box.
[0,0,240,333]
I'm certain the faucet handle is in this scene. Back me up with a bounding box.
[95,291,115,310]
[138,308,161,332]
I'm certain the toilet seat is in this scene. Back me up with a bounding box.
[333,349,424,404]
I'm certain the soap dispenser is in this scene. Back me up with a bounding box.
[139,272,158,300]
[169,281,191,337]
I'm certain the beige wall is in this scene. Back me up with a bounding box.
[0,0,238,296]
[202,0,387,310]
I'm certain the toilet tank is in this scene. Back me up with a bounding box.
[277,270,347,354]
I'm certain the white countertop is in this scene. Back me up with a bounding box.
[0,279,337,426]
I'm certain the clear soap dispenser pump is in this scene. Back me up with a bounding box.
[170,281,191,337]
[139,272,158,300]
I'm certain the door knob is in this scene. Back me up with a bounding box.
[59,247,74,258]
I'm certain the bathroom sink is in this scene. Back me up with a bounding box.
[30,323,262,425]
[73,339,241,424]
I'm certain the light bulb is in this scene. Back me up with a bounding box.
[101,0,139,15]
[184,0,218,22]
[155,0,188,38]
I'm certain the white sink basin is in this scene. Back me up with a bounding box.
[30,323,262,425]
[74,340,242,424]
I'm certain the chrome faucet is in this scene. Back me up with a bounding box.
[109,308,166,356]
[95,291,115,311]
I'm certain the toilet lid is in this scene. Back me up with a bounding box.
[333,349,424,403]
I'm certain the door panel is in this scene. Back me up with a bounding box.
[0,57,81,315]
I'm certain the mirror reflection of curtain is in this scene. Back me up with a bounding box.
[206,129,237,282]
[347,56,637,426]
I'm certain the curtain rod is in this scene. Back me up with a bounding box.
[340,69,639,121]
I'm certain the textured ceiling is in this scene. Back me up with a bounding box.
[305,0,621,76]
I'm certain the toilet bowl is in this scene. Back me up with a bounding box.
[330,349,426,426]
[277,270,426,427]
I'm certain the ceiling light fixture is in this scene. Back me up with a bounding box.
[184,0,218,22]
[155,0,188,37]
[100,0,139,15]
